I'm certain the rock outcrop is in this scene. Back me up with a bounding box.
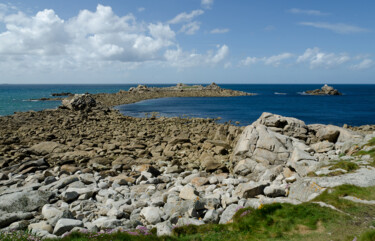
[305,84,342,95]
[0,103,374,238]
[61,94,96,111]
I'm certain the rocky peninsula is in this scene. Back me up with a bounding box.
[31,83,253,104]
[1,85,375,240]
[305,84,342,95]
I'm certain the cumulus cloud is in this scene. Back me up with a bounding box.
[241,53,293,67]
[0,9,68,56]
[201,0,214,9]
[241,57,258,66]
[168,9,204,24]
[263,53,293,66]
[351,59,374,70]
[138,7,145,12]
[299,22,369,34]
[288,8,329,16]
[297,47,350,68]
[0,4,179,69]
[0,4,231,74]
[164,44,229,68]
[180,21,200,35]
[210,28,229,34]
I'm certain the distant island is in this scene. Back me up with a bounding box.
[305,84,342,95]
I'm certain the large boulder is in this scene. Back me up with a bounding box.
[0,191,53,213]
[61,94,96,111]
[253,112,309,140]
[232,124,294,165]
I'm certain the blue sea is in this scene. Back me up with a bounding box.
[1,84,374,126]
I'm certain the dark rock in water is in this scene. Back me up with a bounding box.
[61,94,96,111]
[51,92,73,97]
[305,84,342,95]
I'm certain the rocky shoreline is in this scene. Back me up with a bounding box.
[1,85,375,239]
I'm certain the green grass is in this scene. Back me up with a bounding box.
[328,160,359,172]
[359,229,375,241]
[367,137,375,147]
[3,185,375,240]
[172,203,343,240]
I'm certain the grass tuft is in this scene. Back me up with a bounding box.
[329,160,359,172]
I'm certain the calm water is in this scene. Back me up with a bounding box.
[1,84,374,126]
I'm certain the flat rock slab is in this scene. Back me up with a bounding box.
[342,196,375,205]
[0,212,33,228]
[0,190,53,213]
[53,218,83,236]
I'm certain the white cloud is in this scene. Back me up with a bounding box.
[210,28,229,34]
[299,22,369,34]
[180,21,200,35]
[0,9,68,56]
[0,5,177,66]
[288,8,329,16]
[201,0,214,9]
[211,45,229,63]
[0,4,233,74]
[297,47,350,68]
[263,53,293,66]
[241,57,258,66]
[168,9,204,24]
[241,53,293,67]
[138,7,145,12]
[164,44,229,68]
[351,59,374,70]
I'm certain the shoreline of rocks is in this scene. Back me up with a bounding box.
[1,85,375,239]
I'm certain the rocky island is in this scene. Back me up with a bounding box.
[1,86,375,240]
[305,84,342,95]
[31,83,253,104]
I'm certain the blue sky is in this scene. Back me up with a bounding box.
[0,0,374,84]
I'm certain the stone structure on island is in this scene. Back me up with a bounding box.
[305,84,342,95]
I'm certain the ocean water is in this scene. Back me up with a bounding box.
[1,84,374,126]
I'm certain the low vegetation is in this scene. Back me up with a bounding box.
[2,185,375,241]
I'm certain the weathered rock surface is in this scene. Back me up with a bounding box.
[0,95,373,238]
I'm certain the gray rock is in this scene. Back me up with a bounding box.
[233,181,269,198]
[179,185,198,200]
[176,218,204,226]
[92,217,122,229]
[156,221,173,236]
[233,159,257,176]
[264,185,286,197]
[253,112,308,140]
[29,221,53,234]
[61,94,96,111]
[0,212,33,228]
[203,209,220,223]
[219,204,241,224]
[140,206,162,225]
[311,141,335,153]
[39,176,79,192]
[53,218,83,236]
[0,190,52,213]
[233,124,293,165]
[62,191,79,202]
